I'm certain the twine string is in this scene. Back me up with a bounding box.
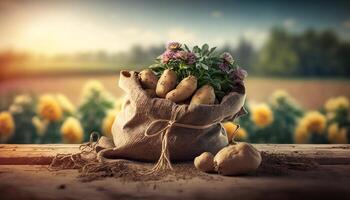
[143,108,223,174]
[48,132,101,171]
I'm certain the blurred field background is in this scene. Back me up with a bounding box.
[1,75,350,110]
[0,0,349,144]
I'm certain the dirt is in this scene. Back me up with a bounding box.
[49,148,319,182]
[78,161,221,183]
[48,141,222,183]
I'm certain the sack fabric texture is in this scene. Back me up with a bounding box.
[98,70,246,169]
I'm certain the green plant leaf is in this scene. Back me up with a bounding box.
[209,47,216,55]
[184,44,191,52]
[202,44,209,55]
[201,63,209,70]
[193,46,200,53]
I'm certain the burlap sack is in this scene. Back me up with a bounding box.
[98,70,246,171]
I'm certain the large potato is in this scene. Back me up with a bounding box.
[165,75,197,103]
[156,69,177,98]
[190,85,215,105]
[214,143,261,176]
[138,69,158,89]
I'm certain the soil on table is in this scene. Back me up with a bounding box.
[50,150,319,182]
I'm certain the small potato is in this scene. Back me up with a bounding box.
[156,69,177,98]
[144,89,157,98]
[138,69,158,89]
[165,75,197,103]
[214,143,261,176]
[190,85,215,105]
[194,152,215,173]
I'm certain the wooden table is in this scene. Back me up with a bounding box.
[0,144,349,200]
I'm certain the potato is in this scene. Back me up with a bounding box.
[156,69,177,98]
[165,75,197,103]
[138,69,158,89]
[194,152,215,173]
[214,143,261,176]
[190,85,215,105]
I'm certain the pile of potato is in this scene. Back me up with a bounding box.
[194,142,262,176]
[138,69,216,105]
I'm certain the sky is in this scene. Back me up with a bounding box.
[0,0,349,55]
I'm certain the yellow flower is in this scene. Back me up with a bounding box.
[223,122,248,142]
[102,110,118,137]
[294,111,326,143]
[0,111,15,140]
[294,124,309,144]
[9,104,23,114]
[327,123,348,144]
[235,127,248,140]
[60,117,84,144]
[37,94,63,122]
[302,111,326,134]
[81,80,116,103]
[251,103,274,128]
[270,89,299,108]
[56,94,75,113]
[82,80,105,98]
[9,94,33,114]
[271,90,289,101]
[223,122,238,142]
[326,112,336,120]
[328,123,338,139]
[14,94,32,105]
[325,96,349,112]
[32,116,48,136]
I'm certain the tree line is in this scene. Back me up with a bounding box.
[1,27,349,77]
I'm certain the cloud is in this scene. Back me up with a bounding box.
[211,10,223,18]
[343,20,350,29]
[283,18,296,29]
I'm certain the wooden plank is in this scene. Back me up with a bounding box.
[254,144,350,165]
[0,165,349,200]
[0,144,80,165]
[0,144,349,199]
[0,144,349,165]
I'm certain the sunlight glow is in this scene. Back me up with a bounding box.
[18,14,119,55]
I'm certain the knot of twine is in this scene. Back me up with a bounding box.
[144,107,222,174]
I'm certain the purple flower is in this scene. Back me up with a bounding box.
[162,50,176,64]
[167,41,181,50]
[230,67,248,82]
[175,51,188,60]
[219,62,230,73]
[221,52,234,64]
[187,52,196,64]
